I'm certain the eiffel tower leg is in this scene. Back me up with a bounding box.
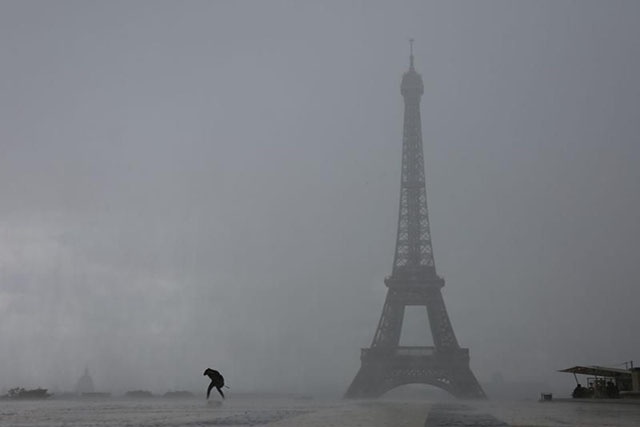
[426,291,459,350]
[448,365,486,399]
[344,354,399,398]
[372,293,405,348]
[345,364,381,398]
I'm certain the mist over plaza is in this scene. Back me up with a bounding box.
[1,1,639,398]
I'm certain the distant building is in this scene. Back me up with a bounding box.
[75,367,95,394]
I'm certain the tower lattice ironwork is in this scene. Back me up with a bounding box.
[345,42,485,399]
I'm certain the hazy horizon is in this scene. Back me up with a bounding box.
[1,1,639,396]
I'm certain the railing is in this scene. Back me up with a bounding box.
[395,346,436,356]
[361,346,436,358]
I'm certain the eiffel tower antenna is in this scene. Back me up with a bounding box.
[345,45,485,399]
[409,38,414,68]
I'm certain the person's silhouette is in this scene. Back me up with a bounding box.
[203,368,225,399]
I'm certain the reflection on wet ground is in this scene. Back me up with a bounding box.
[426,403,509,427]
[3,396,640,426]
[471,399,640,427]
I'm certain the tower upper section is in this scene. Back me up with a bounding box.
[401,40,424,98]
[390,40,438,285]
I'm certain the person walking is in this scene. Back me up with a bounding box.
[203,368,225,399]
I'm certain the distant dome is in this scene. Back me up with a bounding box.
[75,367,95,394]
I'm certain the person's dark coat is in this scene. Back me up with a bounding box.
[203,368,225,399]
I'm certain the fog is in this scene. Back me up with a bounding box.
[1,1,639,396]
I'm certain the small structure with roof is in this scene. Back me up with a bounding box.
[559,363,640,399]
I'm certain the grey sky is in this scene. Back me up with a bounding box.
[1,1,639,394]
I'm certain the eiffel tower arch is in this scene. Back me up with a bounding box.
[345,42,485,399]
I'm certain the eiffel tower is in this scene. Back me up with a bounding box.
[345,41,485,399]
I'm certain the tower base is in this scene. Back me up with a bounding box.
[345,346,485,399]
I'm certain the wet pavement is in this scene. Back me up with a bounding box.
[425,403,510,427]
